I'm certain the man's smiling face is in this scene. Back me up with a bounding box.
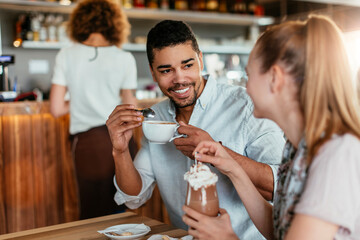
[150,41,204,109]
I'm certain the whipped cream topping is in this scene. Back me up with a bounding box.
[184,163,218,190]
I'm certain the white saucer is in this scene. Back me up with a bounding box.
[99,223,151,240]
[147,235,193,240]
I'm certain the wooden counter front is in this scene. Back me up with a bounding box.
[0,98,167,235]
[0,101,78,235]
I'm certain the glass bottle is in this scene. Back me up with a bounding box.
[133,0,145,8]
[190,0,206,11]
[160,0,169,9]
[13,14,25,47]
[38,14,47,42]
[21,14,33,41]
[147,0,159,8]
[254,3,264,16]
[235,0,247,14]
[247,1,256,15]
[122,0,133,9]
[206,0,219,12]
[45,14,57,42]
[175,0,188,10]
[219,0,227,13]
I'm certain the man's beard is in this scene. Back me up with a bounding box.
[167,82,198,108]
[172,93,197,108]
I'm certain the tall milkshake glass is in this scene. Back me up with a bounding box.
[184,163,219,217]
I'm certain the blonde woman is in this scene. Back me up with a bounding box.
[50,0,137,219]
[182,15,360,239]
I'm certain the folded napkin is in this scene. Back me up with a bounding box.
[98,223,149,235]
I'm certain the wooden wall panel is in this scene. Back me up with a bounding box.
[41,113,63,226]
[31,113,47,228]
[57,114,79,223]
[2,114,36,233]
[0,102,79,234]
[0,114,6,234]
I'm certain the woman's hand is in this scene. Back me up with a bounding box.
[106,104,142,153]
[193,141,238,176]
[182,206,239,240]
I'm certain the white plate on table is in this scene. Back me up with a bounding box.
[99,223,151,240]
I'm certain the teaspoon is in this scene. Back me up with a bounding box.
[135,108,155,118]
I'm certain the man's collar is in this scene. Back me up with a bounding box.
[167,100,176,116]
[197,74,215,110]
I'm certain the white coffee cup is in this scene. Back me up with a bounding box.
[142,120,183,144]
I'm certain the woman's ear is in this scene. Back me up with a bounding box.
[269,64,285,93]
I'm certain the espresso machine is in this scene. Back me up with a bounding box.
[0,55,17,101]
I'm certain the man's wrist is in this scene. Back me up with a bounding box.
[112,148,128,157]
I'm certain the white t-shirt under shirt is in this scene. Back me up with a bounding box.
[295,134,360,239]
[52,43,137,134]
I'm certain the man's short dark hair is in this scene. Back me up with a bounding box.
[146,20,200,67]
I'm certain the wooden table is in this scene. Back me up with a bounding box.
[0,212,188,240]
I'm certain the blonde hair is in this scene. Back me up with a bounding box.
[255,15,360,162]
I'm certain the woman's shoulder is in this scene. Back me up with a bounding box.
[57,43,86,56]
[312,133,360,170]
[109,46,133,54]
[318,133,360,156]
[110,48,136,61]
[295,133,360,237]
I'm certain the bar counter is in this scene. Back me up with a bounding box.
[0,211,188,240]
[0,99,167,235]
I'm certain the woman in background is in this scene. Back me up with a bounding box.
[183,15,360,239]
[50,0,137,219]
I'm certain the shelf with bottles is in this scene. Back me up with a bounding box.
[20,41,253,54]
[124,8,273,26]
[0,0,274,26]
[10,0,263,54]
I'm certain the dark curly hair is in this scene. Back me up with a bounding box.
[146,20,200,67]
[67,0,130,47]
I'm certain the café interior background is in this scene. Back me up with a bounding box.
[1,0,360,236]
[1,0,360,100]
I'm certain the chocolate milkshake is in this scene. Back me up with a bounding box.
[184,163,219,217]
